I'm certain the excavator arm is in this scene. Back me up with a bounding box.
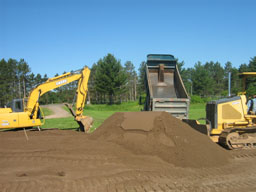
[75,67,90,117]
[25,66,93,131]
[64,68,94,132]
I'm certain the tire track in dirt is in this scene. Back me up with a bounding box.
[2,128,256,191]
[70,163,256,191]
[0,156,123,166]
[2,168,256,192]
[2,155,256,192]
[230,148,256,159]
[0,151,117,161]
[3,169,256,192]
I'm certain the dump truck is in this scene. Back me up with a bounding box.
[144,54,190,119]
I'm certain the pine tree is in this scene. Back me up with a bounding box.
[94,54,127,104]
[242,57,256,95]
[191,62,214,97]
[138,61,146,95]
[17,59,31,98]
[124,61,137,101]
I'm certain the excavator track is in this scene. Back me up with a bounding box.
[219,127,256,150]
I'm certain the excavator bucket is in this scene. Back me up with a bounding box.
[64,103,93,132]
[76,116,94,132]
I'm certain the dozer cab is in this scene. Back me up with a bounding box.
[0,66,93,132]
[183,72,256,149]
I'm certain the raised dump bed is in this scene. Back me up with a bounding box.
[144,54,190,119]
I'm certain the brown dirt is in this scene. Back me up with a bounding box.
[91,112,230,168]
[1,112,256,191]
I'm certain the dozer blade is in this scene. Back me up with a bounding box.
[182,119,210,136]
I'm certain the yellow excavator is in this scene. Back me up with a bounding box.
[0,66,93,132]
[184,72,256,149]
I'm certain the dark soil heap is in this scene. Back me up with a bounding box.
[91,111,230,168]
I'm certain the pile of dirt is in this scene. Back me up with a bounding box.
[91,111,230,168]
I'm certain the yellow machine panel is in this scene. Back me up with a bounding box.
[215,95,248,131]
[0,108,12,114]
[0,112,19,128]
[17,112,42,128]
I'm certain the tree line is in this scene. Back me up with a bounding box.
[0,54,142,106]
[0,59,79,106]
[0,55,256,107]
[179,56,256,99]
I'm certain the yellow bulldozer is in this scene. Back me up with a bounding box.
[0,66,93,132]
[184,72,256,149]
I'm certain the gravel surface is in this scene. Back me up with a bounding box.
[42,104,71,119]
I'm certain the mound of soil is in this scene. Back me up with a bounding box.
[91,112,230,168]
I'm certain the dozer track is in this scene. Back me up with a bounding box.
[219,127,256,149]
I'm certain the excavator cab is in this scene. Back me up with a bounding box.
[6,99,24,112]
[4,98,43,120]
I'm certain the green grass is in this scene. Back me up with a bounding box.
[189,103,206,120]
[83,111,115,131]
[42,101,143,131]
[84,102,143,131]
[85,101,143,111]
[41,107,53,116]
[41,117,78,129]
[41,106,77,129]
[41,102,207,131]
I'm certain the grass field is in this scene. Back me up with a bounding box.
[41,102,206,131]
[189,103,206,123]
[40,107,53,116]
[41,102,143,131]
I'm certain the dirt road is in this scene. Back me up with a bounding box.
[1,112,256,191]
[43,104,71,119]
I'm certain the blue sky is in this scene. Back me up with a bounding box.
[1,0,255,77]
